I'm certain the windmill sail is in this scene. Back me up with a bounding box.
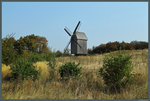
[73,21,80,35]
[64,28,72,36]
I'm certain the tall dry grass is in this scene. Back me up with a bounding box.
[2,49,148,99]
[2,64,12,79]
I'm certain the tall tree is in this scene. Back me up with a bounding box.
[2,35,17,65]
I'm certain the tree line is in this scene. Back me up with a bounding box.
[88,41,148,54]
[2,34,148,65]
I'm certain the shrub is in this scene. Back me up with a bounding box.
[10,58,40,80]
[59,62,82,79]
[26,53,45,63]
[55,50,63,57]
[99,51,133,92]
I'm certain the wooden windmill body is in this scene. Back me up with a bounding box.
[64,21,88,56]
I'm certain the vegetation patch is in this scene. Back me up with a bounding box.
[99,51,134,93]
[59,62,82,79]
[10,58,40,80]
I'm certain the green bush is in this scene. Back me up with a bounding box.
[10,58,40,80]
[99,51,134,92]
[55,50,63,57]
[59,62,82,79]
[26,53,45,63]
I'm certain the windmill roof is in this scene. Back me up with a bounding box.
[75,32,88,40]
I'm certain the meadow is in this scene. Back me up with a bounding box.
[2,49,148,99]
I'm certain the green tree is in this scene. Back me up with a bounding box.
[14,34,49,55]
[14,37,26,55]
[2,35,18,65]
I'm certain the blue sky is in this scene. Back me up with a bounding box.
[2,2,148,52]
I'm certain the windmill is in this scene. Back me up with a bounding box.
[64,21,88,56]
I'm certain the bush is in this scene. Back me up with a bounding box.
[26,53,45,63]
[55,51,63,57]
[99,51,133,92]
[10,58,40,80]
[59,62,82,79]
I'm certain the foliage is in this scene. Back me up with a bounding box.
[59,62,82,79]
[26,53,46,63]
[2,34,50,65]
[87,49,92,54]
[120,42,134,50]
[106,42,118,52]
[14,34,49,54]
[131,41,148,49]
[14,37,26,54]
[2,35,18,65]
[99,51,134,92]
[44,51,57,80]
[55,50,63,57]
[2,49,148,99]
[47,52,56,69]
[89,41,148,54]
[10,58,40,80]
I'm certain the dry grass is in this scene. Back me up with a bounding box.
[33,61,50,82]
[2,64,12,79]
[2,49,148,99]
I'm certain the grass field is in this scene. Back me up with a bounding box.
[2,49,148,99]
